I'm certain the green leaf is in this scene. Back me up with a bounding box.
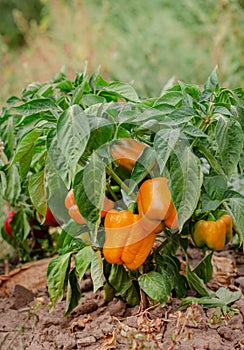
[11,208,31,241]
[183,125,208,138]
[56,79,74,93]
[13,98,57,116]
[198,144,226,178]
[224,191,244,245]
[185,263,212,297]
[28,170,47,217]
[82,94,106,106]
[203,66,218,92]
[46,129,72,189]
[103,82,140,102]
[11,129,42,179]
[74,246,94,280]
[45,157,71,224]
[154,128,181,174]
[203,175,227,201]
[215,116,243,177]
[57,105,90,178]
[65,268,82,315]
[1,118,14,158]
[62,221,90,243]
[90,250,103,293]
[154,247,187,298]
[180,287,242,310]
[138,271,172,306]
[193,251,213,283]
[4,165,21,205]
[215,287,242,305]
[154,91,183,106]
[47,253,72,310]
[201,193,221,213]
[170,146,203,231]
[129,147,158,193]
[74,153,106,224]
[86,116,114,153]
[179,81,201,101]
[108,264,139,306]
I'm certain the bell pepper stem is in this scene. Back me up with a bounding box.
[105,166,137,201]
[106,182,119,202]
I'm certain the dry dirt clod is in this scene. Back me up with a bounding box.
[10,284,34,310]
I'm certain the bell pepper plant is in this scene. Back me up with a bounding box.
[0,67,243,314]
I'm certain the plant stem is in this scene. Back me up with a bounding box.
[106,166,137,201]
[106,182,119,202]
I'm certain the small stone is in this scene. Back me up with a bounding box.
[77,336,96,348]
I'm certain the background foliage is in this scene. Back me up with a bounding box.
[0,0,243,107]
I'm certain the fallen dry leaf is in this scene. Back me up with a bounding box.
[70,314,93,333]
[209,255,237,288]
[97,329,117,350]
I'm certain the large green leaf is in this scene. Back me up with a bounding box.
[108,264,139,306]
[56,105,90,178]
[65,268,82,315]
[129,147,158,193]
[81,94,106,107]
[47,253,72,310]
[138,271,172,305]
[4,164,21,205]
[193,251,213,283]
[102,81,140,102]
[203,66,218,92]
[28,169,47,217]
[181,287,242,310]
[13,98,57,116]
[154,128,181,173]
[74,246,95,280]
[74,153,106,224]
[203,175,227,201]
[90,250,104,293]
[46,129,72,188]
[215,116,243,177]
[224,190,244,245]
[86,116,114,153]
[45,157,71,224]
[170,146,203,231]
[154,91,183,107]
[11,129,42,180]
[185,263,212,297]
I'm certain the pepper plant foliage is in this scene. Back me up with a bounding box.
[0,67,243,313]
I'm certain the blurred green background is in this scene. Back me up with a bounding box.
[0,0,243,106]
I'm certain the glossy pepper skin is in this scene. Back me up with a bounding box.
[103,210,163,270]
[220,214,233,243]
[65,189,114,224]
[137,177,178,229]
[110,138,148,171]
[192,214,233,251]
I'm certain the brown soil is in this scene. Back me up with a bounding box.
[0,246,244,350]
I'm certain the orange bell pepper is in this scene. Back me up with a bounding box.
[137,177,178,229]
[103,209,162,270]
